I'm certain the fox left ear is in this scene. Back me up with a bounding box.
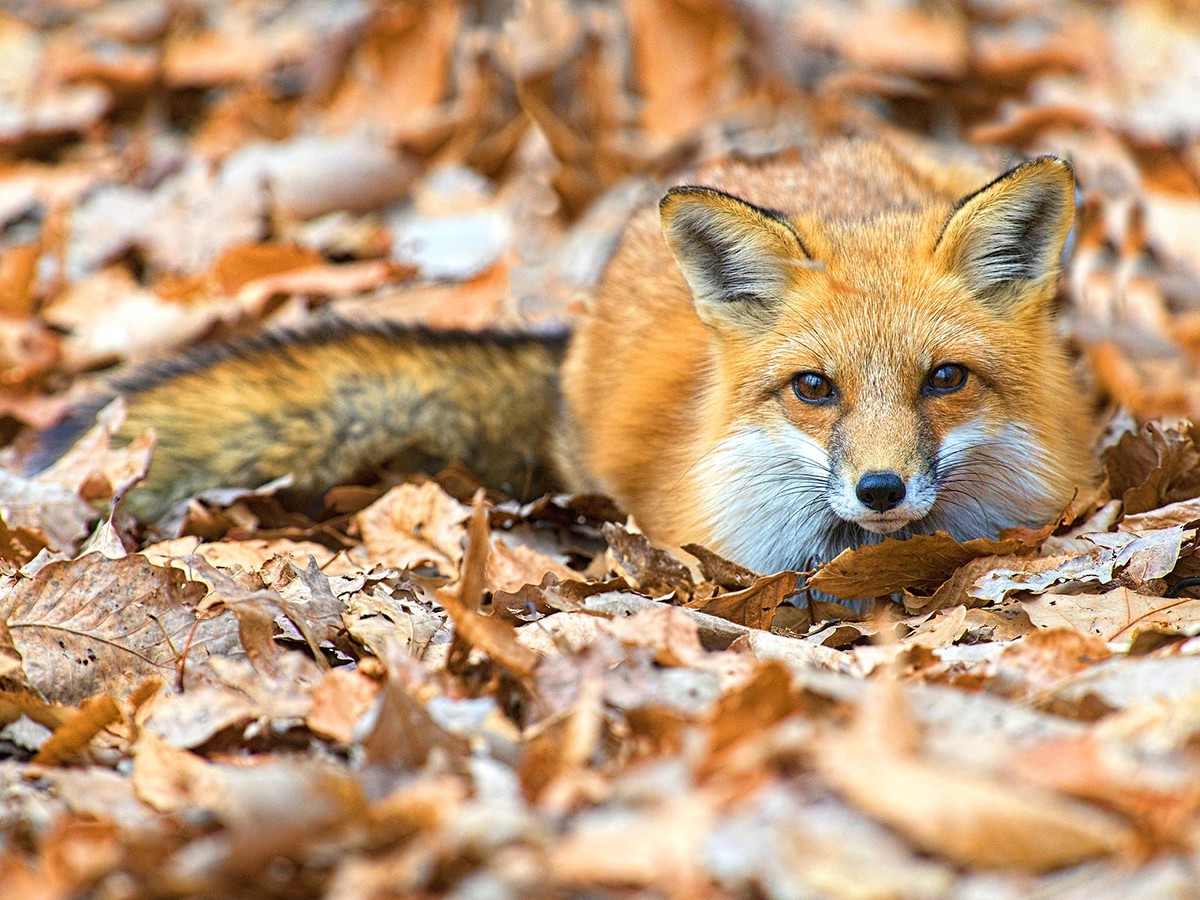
[660,186,810,330]
[934,156,1075,311]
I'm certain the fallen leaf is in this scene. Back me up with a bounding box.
[1021,586,1200,648]
[355,482,470,575]
[306,666,380,744]
[438,496,539,682]
[33,695,120,765]
[816,684,1134,871]
[0,553,239,705]
[809,530,1046,601]
[685,570,792,630]
[603,522,694,598]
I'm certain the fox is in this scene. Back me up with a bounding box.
[32,139,1093,578]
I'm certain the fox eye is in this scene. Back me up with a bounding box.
[792,371,835,403]
[926,363,968,394]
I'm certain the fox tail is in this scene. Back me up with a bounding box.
[32,322,569,521]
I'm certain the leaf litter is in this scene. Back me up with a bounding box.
[1,0,1200,896]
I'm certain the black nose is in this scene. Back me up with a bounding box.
[856,471,906,513]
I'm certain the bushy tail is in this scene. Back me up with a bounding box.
[33,322,569,520]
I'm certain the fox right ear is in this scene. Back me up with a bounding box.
[934,156,1076,312]
[660,187,810,330]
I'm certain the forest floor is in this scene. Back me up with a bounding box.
[2,0,1200,896]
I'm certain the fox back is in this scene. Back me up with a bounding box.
[560,139,1092,573]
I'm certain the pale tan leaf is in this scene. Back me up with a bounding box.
[0,553,240,705]
[306,667,380,745]
[816,686,1134,872]
[355,482,470,575]
[1021,587,1200,648]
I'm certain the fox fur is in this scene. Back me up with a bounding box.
[35,138,1093,576]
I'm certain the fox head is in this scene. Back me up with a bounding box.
[659,155,1090,573]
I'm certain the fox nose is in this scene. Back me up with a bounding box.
[856,471,906,513]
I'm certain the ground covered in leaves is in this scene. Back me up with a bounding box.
[2,0,1200,896]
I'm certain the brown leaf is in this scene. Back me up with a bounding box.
[997,629,1114,696]
[0,553,239,705]
[1021,586,1200,649]
[355,482,470,575]
[189,557,298,679]
[0,469,93,555]
[903,605,969,651]
[624,0,757,143]
[904,553,1033,615]
[1120,495,1200,534]
[601,605,706,667]
[322,0,460,135]
[1010,734,1200,850]
[519,676,604,805]
[549,797,713,891]
[0,514,49,567]
[706,661,797,760]
[816,685,1134,871]
[132,729,223,813]
[141,687,260,750]
[1104,422,1200,516]
[234,260,415,306]
[0,242,41,318]
[486,540,581,595]
[268,556,350,656]
[685,570,792,630]
[210,242,324,294]
[438,496,539,682]
[361,646,468,771]
[808,530,1045,601]
[306,667,380,745]
[33,695,120,765]
[970,528,1186,606]
[602,522,694,598]
[681,542,757,590]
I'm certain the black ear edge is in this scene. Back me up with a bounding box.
[932,155,1075,255]
[660,185,812,260]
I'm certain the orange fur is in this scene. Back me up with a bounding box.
[560,139,1092,571]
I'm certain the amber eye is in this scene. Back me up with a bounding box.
[926,363,968,394]
[792,371,835,403]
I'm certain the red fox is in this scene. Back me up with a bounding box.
[34,139,1092,575]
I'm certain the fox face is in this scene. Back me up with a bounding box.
[659,156,1090,573]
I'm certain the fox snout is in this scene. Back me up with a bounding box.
[828,459,938,534]
[855,471,906,512]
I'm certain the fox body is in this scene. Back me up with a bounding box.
[37,139,1092,575]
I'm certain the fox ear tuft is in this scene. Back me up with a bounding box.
[660,187,809,329]
[934,156,1076,311]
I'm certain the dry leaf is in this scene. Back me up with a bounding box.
[0,553,239,704]
[32,695,120,765]
[437,496,539,682]
[306,667,380,745]
[603,523,694,598]
[816,684,1134,871]
[809,529,1046,601]
[685,570,792,630]
[356,482,470,574]
[1021,586,1200,649]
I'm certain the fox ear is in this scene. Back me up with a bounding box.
[934,156,1075,311]
[660,186,810,329]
